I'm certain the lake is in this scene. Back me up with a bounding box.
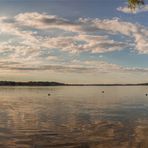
[0,86,148,148]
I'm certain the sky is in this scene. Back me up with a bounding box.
[0,0,148,84]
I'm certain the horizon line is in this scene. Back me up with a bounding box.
[0,81,147,86]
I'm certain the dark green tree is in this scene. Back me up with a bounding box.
[128,0,144,10]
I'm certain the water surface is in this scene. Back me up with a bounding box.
[0,86,148,148]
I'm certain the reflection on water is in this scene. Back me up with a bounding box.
[0,86,148,147]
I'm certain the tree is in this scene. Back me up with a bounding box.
[128,0,144,10]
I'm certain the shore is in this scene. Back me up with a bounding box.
[0,81,147,86]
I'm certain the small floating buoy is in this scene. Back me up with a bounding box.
[102,91,104,93]
[146,94,148,96]
[48,93,51,96]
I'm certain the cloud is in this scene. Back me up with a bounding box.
[0,12,148,76]
[13,13,128,53]
[5,12,148,53]
[0,59,147,75]
[0,12,148,55]
[117,5,148,14]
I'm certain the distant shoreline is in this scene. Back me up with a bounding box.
[0,81,148,86]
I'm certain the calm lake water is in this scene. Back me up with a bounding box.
[0,86,148,148]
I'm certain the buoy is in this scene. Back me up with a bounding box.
[146,94,148,96]
[48,93,51,96]
[102,91,104,93]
